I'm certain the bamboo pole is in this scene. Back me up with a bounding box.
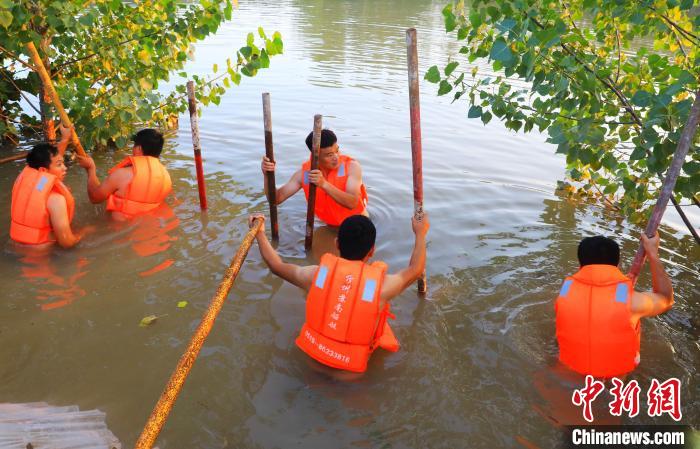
[134,218,263,449]
[39,36,56,144]
[406,28,427,294]
[0,152,28,165]
[25,41,86,157]
[262,93,279,241]
[304,115,322,251]
[628,89,700,279]
[186,81,208,210]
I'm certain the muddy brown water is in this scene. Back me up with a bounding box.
[1,1,698,448]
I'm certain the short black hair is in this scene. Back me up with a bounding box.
[577,235,620,267]
[305,129,337,151]
[134,129,164,157]
[338,215,376,261]
[26,143,58,169]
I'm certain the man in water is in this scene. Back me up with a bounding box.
[10,127,84,248]
[77,129,171,221]
[555,233,674,378]
[261,129,368,227]
[249,212,429,373]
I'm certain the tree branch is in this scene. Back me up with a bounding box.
[0,70,42,115]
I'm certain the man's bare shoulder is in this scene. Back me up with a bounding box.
[109,166,134,186]
[46,191,67,210]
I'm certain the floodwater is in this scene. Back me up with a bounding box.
[1,1,698,447]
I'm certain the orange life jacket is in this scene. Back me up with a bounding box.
[10,166,75,245]
[106,156,172,218]
[555,264,640,378]
[301,154,368,226]
[295,253,399,373]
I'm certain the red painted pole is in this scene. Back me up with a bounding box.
[406,28,427,294]
[305,115,322,251]
[262,93,279,241]
[187,81,208,210]
[628,89,700,280]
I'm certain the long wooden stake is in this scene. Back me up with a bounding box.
[0,151,28,165]
[304,115,322,251]
[406,28,427,294]
[262,93,279,241]
[628,89,700,279]
[25,41,86,157]
[186,81,208,210]
[134,218,263,449]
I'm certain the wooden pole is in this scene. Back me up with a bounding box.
[25,41,86,157]
[186,81,208,210]
[0,151,28,165]
[628,89,700,280]
[134,218,263,449]
[262,93,279,241]
[304,115,322,251]
[39,36,56,144]
[406,28,427,294]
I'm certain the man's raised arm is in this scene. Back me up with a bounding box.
[380,214,430,303]
[250,214,316,291]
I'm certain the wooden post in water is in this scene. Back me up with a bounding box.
[305,115,323,251]
[262,93,279,241]
[186,81,208,210]
[25,41,87,157]
[134,218,263,449]
[406,28,427,294]
[628,89,700,280]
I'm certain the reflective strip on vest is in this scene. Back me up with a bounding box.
[559,279,573,297]
[337,163,345,177]
[614,283,629,303]
[315,265,329,289]
[303,170,309,185]
[36,176,49,192]
[361,279,376,302]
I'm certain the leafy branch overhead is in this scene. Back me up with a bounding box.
[0,0,283,149]
[427,0,699,225]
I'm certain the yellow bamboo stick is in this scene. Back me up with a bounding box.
[134,217,263,449]
[25,41,87,157]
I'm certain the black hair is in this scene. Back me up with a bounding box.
[26,143,58,169]
[134,129,164,157]
[305,129,337,151]
[338,215,376,261]
[577,235,620,267]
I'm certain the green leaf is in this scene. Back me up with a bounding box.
[481,110,492,125]
[0,10,12,28]
[438,80,453,96]
[442,4,456,32]
[490,38,514,65]
[177,301,188,308]
[630,147,646,160]
[425,66,441,83]
[444,61,459,76]
[468,105,482,118]
[139,315,159,327]
[457,26,468,40]
[631,90,652,107]
[213,63,218,73]
[496,18,516,33]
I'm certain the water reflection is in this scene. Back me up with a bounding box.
[12,245,91,311]
[0,0,697,447]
